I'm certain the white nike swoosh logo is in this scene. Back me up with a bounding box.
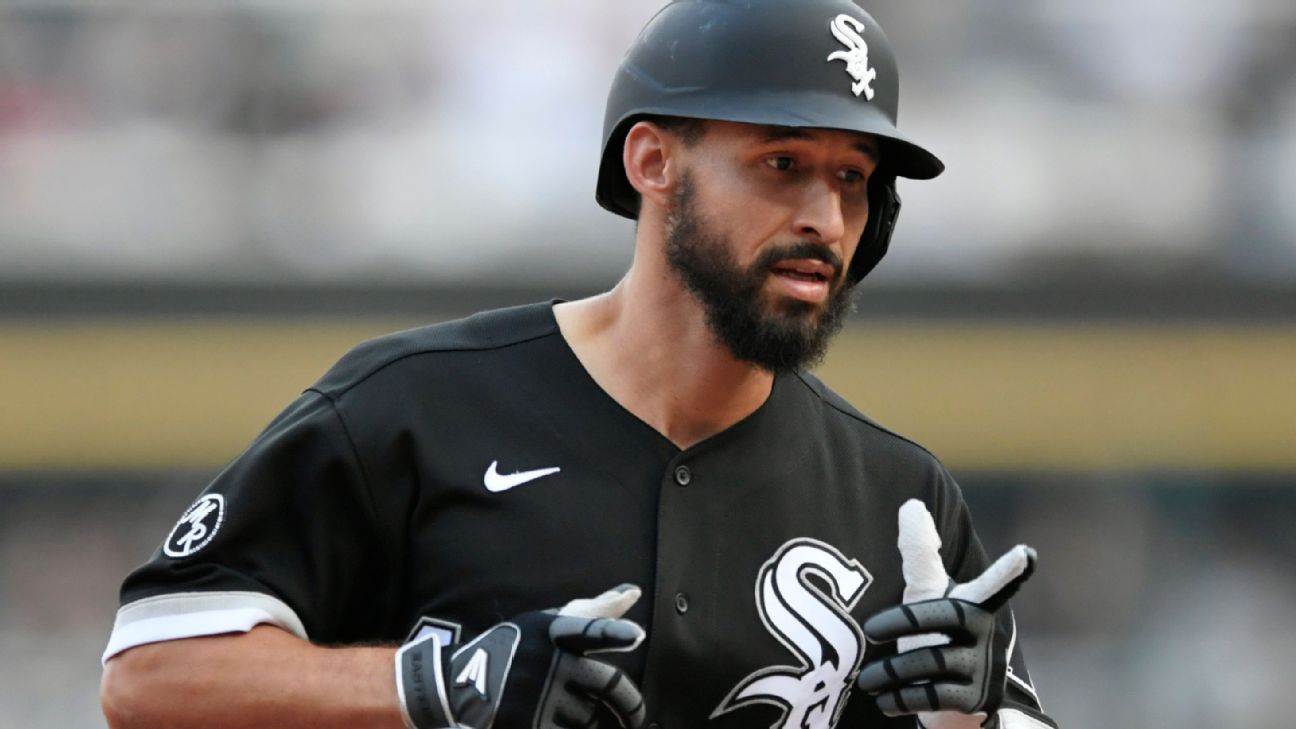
[483,461,561,492]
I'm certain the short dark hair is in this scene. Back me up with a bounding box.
[641,115,706,146]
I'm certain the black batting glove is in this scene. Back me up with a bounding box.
[397,584,647,729]
[857,594,1015,718]
[856,499,1037,727]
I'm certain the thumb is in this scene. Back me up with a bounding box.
[949,545,1036,612]
[897,499,949,602]
[550,615,646,654]
[557,583,642,620]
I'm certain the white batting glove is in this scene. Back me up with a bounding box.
[857,500,1036,729]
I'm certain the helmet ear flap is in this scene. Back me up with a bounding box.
[597,118,641,219]
[847,173,901,284]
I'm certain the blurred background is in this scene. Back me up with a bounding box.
[2,0,1295,726]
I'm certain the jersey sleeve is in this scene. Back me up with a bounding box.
[931,466,1059,729]
[103,391,397,663]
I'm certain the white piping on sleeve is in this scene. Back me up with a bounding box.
[1006,608,1018,667]
[1004,609,1043,708]
[1007,669,1041,704]
[102,591,308,664]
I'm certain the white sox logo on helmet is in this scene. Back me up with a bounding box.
[712,538,872,729]
[827,14,878,101]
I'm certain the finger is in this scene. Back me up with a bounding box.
[544,690,599,729]
[875,684,943,716]
[856,646,976,693]
[949,546,1036,612]
[873,681,987,717]
[897,500,950,602]
[551,615,646,654]
[564,658,647,729]
[559,583,642,619]
[864,599,990,644]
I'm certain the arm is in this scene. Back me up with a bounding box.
[102,585,648,729]
[101,392,405,729]
[100,625,404,729]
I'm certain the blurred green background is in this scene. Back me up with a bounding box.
[2,1,1295,727]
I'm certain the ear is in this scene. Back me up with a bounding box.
[622,121,679,213]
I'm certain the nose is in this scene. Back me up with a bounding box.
[792,178,847,246]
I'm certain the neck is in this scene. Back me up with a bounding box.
[555,261,775,451]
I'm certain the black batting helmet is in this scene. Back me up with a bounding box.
[596,0,944,283]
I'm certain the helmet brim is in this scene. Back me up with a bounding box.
[596,89,943,219]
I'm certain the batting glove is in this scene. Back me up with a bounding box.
[856,500,1036,728]
[396,584,647,729]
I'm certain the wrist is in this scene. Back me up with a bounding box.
[916,710,988,729]
[395,635,454,729]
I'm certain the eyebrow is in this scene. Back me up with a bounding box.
[758,126,880,162]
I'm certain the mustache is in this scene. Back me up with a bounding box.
[753,242,844,279]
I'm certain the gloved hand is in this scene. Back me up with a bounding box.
[396,584,647,729]
[856,500,1036,728]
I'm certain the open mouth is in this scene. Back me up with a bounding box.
[773,269,830,284]
[770,259,835,284]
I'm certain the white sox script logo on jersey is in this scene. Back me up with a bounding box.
[826,14,878,100]
[713,538,872,729]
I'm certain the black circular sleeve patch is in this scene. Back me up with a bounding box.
[163,494,225,558]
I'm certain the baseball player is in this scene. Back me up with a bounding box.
[101,2,1057,728]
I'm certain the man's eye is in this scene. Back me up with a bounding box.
[839,169,866,185]
[766,156,795,171]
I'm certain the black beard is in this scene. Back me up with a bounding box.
[664,174,855,374]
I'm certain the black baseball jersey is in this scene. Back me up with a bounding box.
[106,302,1055,729]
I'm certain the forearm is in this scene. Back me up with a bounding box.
[101,624,406,729]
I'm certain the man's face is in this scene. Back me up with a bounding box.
[663,121,879,373]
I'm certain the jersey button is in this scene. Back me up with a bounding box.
[674,592,689,615]
[673,465,691,486]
